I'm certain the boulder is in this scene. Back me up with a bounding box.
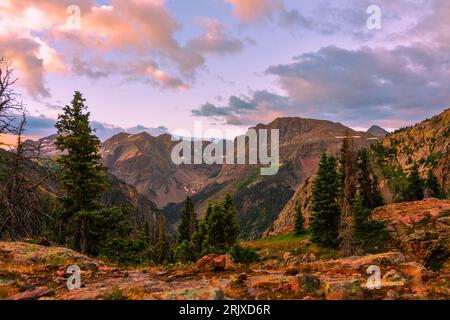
[385,289,400,300]
[282,252,299,265]
[0,279,15,286]
[7,286,54,300]
[290,274,321,295]
[373,200,450,269]
[382,270,406,283]
[324,278,364,300]
[196,254,235,272]
[284,265,299,276]
[230,273,248,287]
[81,261,99,271]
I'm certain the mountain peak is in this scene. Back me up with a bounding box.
[367,125,389,137]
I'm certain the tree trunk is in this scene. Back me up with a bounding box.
[339,132,358,256]
[79,218,87,254]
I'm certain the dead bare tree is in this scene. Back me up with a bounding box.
[338,131,360,256]
[0,60,53,240]
[0,58,24,138]
[0,114,54,240]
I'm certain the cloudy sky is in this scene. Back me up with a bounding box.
[1,0,449,140]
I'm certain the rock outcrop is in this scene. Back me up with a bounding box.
[1,240,449,300]
[195,254,235,273]
[373,198,450,271]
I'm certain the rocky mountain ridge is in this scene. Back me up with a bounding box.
[367,125,389,137]
[25,116,379,239]
[265,109,450,238]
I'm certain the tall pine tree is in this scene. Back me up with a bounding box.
[310,154,341,247]
[357,149,383,209]
[404,163,424,201]
[426,170,443,199]
[55,91,107,253]
[193,202,213,253]
[178,196,197,244]
[204,203,227,251]
[222,194,240,248]
[155,215,169,263]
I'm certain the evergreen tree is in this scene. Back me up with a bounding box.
[178,196,197,244]
[351,193,371,228]
[309,154,341,247]
[83,207,151,266]
[190,202,213,256]
[55,91,107,253]
[404,163,424,201]
[350,193,388,253]
[192,219,207,254]
[357,149,383,209]
[222,194,239,248]
[370,176,384,208]
[392,166,408,201]
[426,170,443,199]
[204,203,227,251]
[294,201,305,236]
[155,215,169,263]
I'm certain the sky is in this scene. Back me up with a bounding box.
[1,0,449,140]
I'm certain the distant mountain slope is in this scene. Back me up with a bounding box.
[0,148,170,238]
[22,116,379,240]
[373,109,450,198]
[165,117,378,239]
[24,132,222,208]
[265,109,450,237]
[264,176,314,238]
[100,132,221,207]
[367,125,389,137]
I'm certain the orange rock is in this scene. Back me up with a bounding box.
[7,286,54,300]
[196,254,235,272]
[324,279,364,300]
[290,274,321,295]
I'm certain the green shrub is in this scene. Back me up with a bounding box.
[200,246,227,257]
[174,240,196,262]
[355,220,391,253]
[103,289,128,300]
[99,234,151,266]
[229,245,260,264]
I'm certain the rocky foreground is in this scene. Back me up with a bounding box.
[0,199,449,300]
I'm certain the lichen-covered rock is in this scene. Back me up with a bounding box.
[290,274,321,295]
[161,287,225,300]
[324,278,364,300]
[373,199,450,271]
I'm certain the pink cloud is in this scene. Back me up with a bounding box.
[225,0,283,22]
[187,18,244,56]
[0,0,244,96]
[0,34,51,97]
